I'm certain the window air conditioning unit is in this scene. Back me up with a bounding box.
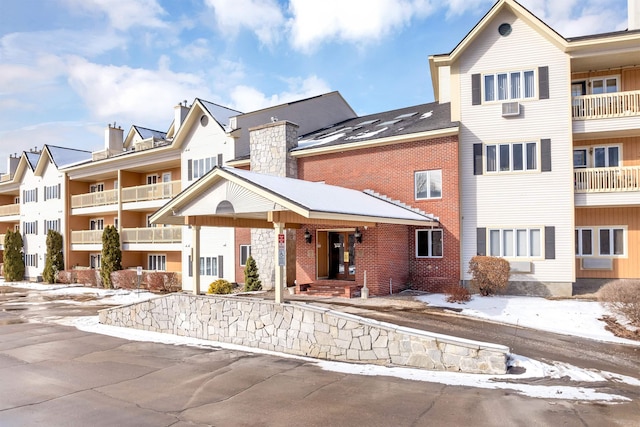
[502,102,520,117]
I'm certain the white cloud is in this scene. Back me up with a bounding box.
[177,38,213,61]
[65,57,213,127]
[204,0,285,46]
[62,0,168,31]
[229,75,331,111]
[288,0,436,52]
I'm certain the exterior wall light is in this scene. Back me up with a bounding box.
[304,229,312,244]
[354,228,362,243]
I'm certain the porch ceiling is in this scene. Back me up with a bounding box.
[150,167,439,229]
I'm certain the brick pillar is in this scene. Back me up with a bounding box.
[249,121,299,290]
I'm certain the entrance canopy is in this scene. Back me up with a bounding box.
[150,167,438,228]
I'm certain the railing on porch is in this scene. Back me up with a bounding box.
[71,189,118,208]
[574,166,640,193]
[0,203,20,216]
[121,227,182,244]
[121,181,181,203]
[70,230,103,244]
[572,90,640,120]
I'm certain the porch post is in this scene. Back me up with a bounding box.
[192,225,201,295]
[274,222,285,304]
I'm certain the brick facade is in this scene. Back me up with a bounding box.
[297,136,460,293]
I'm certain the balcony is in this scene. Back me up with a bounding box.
[71,227,182,245]
[572,90,640,120]
[121,227,182,244]
[71,189,118,209]
[121,181,181,203]
[574,166,640,207]
[0,203,20,217]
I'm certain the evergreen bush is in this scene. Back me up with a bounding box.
[207,279,234,294]
[100,225,122,289]
[43,230,64,284]
[3,229,25,282]
[243,255,262,292]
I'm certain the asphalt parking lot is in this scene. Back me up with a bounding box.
[1,285,639,426]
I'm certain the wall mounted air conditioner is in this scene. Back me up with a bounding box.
[502,102,520,117]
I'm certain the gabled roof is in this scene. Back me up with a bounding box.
[25,152,40,170]
[168,98,242,149]
[34,145,93,176]
[198,99,242,132]
[134,126,167,140]
[151,167,438,228]
[293,102,457,156]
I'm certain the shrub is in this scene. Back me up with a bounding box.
[599,281,640,327]
[75,269,100,287]
[43,230,64,284]
[146,272,182,293]
[244,255,262,292]
[3,229,25,282]
[111,270,139,289]
[100,225,122,289]
[468,256,510,296]
[56,270,76,284]
[445,284,471,303]
[208,279,234,294]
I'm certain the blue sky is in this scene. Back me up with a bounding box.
[0,0,628,171]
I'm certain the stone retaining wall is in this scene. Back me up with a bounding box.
[99,294,510,374]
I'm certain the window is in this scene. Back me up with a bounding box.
[488,228,541,258]
[44,184,60,200]
[90,254,101,269]
[89,219,104,230]
[486,142,537,173]
[23,188,37,203]
[599,228,624,256]
[573,149,587,168]
[147,174,158,185]
[25,254,38,267]
[575,229,593,256]
[594,146,620,168]
[23,221,38,235]
[484,70,535,102]
[188,156,222,181]
[45,219,60,233]
[590,77,619,94]
[416,229,443,258]
[240,245,251,266]
[148,254,166,271]
[90,183,104,192]
[415,170,442,199]
[200,256,218,276]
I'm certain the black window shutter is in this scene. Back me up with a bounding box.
[187,159,193,181]
[539,66,549,100]
[473,144,483,175]
[541,139,551,172]
[217,153,223,167]
[58,183,61,199]
[545,226,555,259]
[477,228,487,256]
[218,255,223,278]
[188,255,192,277]
[471,74,481,105]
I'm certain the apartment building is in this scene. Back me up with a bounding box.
[430,0,640,296]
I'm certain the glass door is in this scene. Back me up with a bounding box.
[329,232,356,280]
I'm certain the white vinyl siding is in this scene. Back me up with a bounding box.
[458,8,574,284]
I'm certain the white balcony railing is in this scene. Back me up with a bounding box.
[574,166,640,193]
[121,181,181,203]
[71,189,118,209]
[70,230,103,244]
[121,227,182,244]
[572,90,640,120]
[0,203,20,216]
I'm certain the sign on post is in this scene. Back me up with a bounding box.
[278,233,286,266]
[136,266,142,294]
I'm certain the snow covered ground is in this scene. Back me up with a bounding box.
[3,281,639,403]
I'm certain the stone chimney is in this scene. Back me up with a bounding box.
[174,100,189,134]
[105,122,123,152]
[248,120,300,291]
[630,0,640,30]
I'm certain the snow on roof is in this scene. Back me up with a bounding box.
[135,126,167,140]
[46,145,92,168]
[199,100,243,132]
[227,167,436,223]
